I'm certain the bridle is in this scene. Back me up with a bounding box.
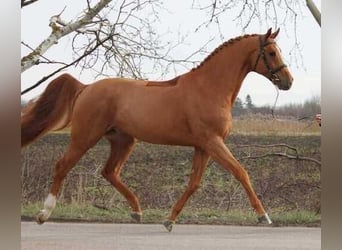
[253,36,287,84]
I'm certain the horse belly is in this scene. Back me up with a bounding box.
[114,105,193,146]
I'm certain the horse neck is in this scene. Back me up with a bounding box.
[191,37,257,107]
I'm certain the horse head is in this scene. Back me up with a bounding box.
[252,28,293,90]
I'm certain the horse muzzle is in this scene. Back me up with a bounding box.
[271,74,293,90]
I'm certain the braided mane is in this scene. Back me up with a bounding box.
[192,33,258,71]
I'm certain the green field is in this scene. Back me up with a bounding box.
[21,117,321,226]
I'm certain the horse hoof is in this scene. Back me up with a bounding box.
[36,210,48,225]
[131,212,142,223]
[258,213,272,225]
[163,220,175,232]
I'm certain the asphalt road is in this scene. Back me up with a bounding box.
[21,222,320,250]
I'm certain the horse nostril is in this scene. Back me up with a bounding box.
[288,75,294,84]
[288,78,293,88]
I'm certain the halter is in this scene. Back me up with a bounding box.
[253,36,287,84]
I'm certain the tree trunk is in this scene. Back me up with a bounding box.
[306,0,321,27]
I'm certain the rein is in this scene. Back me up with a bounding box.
[253,36,287,84]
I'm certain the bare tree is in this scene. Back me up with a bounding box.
[21,0,320,96]
[191,0,320,67]
[192,0,304,30]
[21,0,207,95]
[21,0,113,73]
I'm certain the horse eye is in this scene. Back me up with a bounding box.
[269,51,276,57]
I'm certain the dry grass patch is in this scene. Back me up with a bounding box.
[232,114,320,136]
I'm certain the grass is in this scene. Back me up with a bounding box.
[21,202,320,227]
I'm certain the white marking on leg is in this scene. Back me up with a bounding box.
[264,213,272,224]
[38,194,56,223]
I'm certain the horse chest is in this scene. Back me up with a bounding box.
[190,109,232,139]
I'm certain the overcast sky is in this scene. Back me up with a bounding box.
[21,0,321,106]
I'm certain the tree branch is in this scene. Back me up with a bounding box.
[236,143,299,155]
[234,143,321,168]
[21,0,39,8]
[21,34,114,95]
[238,152,321,167]
[21,0,112,73]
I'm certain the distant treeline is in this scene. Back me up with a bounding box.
[232,95,321,119]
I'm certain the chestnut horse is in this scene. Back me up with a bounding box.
[21,28,293,232]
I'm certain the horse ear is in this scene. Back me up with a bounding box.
[264,28,272,41]
[271,28,280,39]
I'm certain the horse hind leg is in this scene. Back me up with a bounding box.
[163,148,210,232]
[36,146,88,224]
[101,131,142,222]
[36,123,107,224]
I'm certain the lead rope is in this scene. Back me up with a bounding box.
[271,85,280,119]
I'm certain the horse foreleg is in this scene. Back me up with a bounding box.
[205,138,272,224]
[163,148,209,232]
[101,132,142,222]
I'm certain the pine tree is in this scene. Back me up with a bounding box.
[245,94,254,110]
[232,97,244,116]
